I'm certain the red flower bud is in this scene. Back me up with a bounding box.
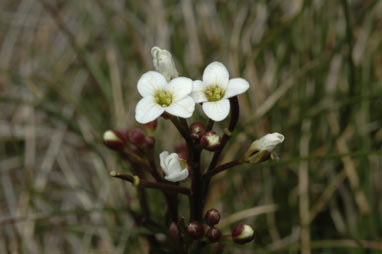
[174,142,188,160]
[200,131,221,151]
[128,129,147,147]
[232,224,254,244]
[143,120,158,130]
[205,208,221,226]
[207,227,222,242]
[186,221,204,239]
[145,136,155,148]
[189,122,206,140]
[103,130,125,151]
[168,222,179,242]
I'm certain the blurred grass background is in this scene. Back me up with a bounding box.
[1,0,382,253]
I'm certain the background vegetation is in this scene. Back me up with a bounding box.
[0,0,381,253]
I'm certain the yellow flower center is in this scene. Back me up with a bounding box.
[154,90,173,107]
[205,85,225,102]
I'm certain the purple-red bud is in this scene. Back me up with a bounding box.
[186,221,204,239]
[207,227,222,242]
[143,120,158,130]
[232,224,254,244]
[103,130,125,151]
[200,131,222,151]
[174,142,188,160]
[145,136,155,148]
[168,222,179,242]
[189,122,206,140]
[128,129,147,147]
[205,208,221,226]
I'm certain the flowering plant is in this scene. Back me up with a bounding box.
[103,47,284,253]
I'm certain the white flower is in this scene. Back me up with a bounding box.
[249,133,285,152]
[191,61,250,121]
[244,133,284,163]
[151,46,179,81]
[159,151,189,182]
[135,71,195,124]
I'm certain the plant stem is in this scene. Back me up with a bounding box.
[202,97,240,207]
[188,144,203,221]
[203,159,243,180]
[110,172,191,196]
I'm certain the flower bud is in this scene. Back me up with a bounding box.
[186,221,204,239]
[151,46,179,81]
[174,142,188,160]
[207,227,222,242]
[128,129,147,147]
[144,136,155,148]
[205,208,221,226]
[231,224,254,244]
[189,122,206,140]
[103,130,125,151]
[244,133,284,163]
[168,222,179,242]
[200,131,222,151]
[143,120,158,131]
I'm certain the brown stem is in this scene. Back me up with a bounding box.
[202,97,240,207]
[110,172,191,196]
[203,159,243,180]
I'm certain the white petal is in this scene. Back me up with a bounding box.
[166,153,182,173]
[202,99,230,121]
[224,78,250,99]
[203,62,229,89]
[167,77,193,100]
[164,168,189,182]
[190,80,208,103]
[251,133,285,152]
[135,97,165,124]
[137,71,167,97]
[159,151,169,172]
[165,96,195,118]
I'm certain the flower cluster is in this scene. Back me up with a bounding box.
[135,53,250,124]
[102,46,285,253]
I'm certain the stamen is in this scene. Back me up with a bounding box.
[204,84,225,102]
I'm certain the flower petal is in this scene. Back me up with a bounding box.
[165,96,195,118]
[137,71,167,97]
[224,78,250,99]
[166,153,182,173]
[160,151,169,172]
[164,168,189,182]
[203,62,229,89]
[190,80,208,103]
[202,99,230,121]
[135,97,165,124]
[167,77,193,100]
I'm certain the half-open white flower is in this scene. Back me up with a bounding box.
[159,151,189,182]
[151,46,179,81]
[191,61,250,121]
[135,71,195,124]
[244,133,285,163]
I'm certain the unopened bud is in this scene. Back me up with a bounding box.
[207,227,222,242]
[200,131,222,151]
[168,222,179,242]
[151,46,178,81]
[244,133,284,163]
[143,120,158,131]
[128,129,147,147]
[232,224,254,244]
[186,221,204,239]
[145,136,155,148]
[205,208,221,226]
[103,130,125,151]
[190,122,206,140]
